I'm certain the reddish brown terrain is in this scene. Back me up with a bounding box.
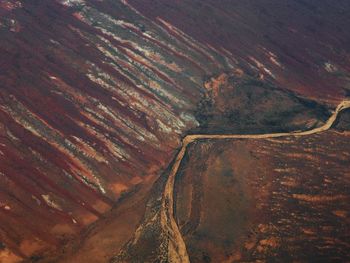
[174,128,350,262]
[129,0,350,102]
[0,0,350,262]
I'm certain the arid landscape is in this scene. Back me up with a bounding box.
[174,126,350,262]
[1,0,350,262]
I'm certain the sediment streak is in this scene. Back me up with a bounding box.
[160,100,350,262]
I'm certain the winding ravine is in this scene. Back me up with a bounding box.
[160,100,350,263]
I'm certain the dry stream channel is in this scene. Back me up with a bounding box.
[160,100,350,263]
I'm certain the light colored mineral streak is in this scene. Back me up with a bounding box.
[156,18,218,63]
[58,0,85,7]
[85,64,190,138]
[41,194,63,211]
[78,5,226,75]
[249,56,276,79]
[0,99,107,194]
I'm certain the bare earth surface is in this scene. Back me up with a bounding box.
[1,0,350,262]
[175,130,350,262]
[113,102,350,262]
